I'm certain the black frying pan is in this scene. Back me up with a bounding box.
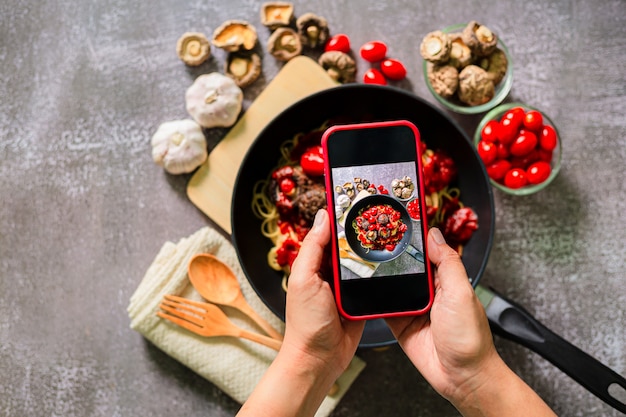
[232,85,494,346]
[344,194,413,263]
[231,85,626,412]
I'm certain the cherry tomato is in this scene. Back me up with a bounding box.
[510,149,539,169]
[477,140,498,165]
[526,161,552,184]
[502,107,525,131]
[496,142,510,159]
[300,146,325,176]
[498,117,518,144]
[325,34,350,53]
[504,168,528,189]
[523,110,543,131]
[279,177,295,194]
[509,130,538,156]
[380,58,407,80]
[481,120,500,143]
[539,125,558,151]
[363,68,387,85]
[537,148,553,163]
[360,40,387,62]
[486,159,512,181]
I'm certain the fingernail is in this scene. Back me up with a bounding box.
[312,209,326,230]
[430,227,446,245]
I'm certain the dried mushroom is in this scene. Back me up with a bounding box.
[185,72,243,128]
[318,51,356,83]
[462,21,498,57]
[458,65,495,106]
[296,13,329,49]
[267,27,302,61]
[479,48,508,85]
[427,63,459,98]
[260,2,294,29]
[176,32,211,66]
[420,31,451,64]
[448,33,472,69]
[225,52,261,88]
[212,20,258,52]
[151,119,208,175]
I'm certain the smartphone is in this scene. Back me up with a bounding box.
[321,120,434,320]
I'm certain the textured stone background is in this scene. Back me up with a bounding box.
[1,0,624,416]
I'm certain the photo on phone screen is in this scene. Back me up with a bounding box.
[330,161,425,281]
[322,120,434,319]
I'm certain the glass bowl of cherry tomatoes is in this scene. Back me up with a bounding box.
[422,23,513,115]
[473,102,562,195]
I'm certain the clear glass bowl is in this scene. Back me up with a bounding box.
[474,102,562,195]
[422,23,513,115]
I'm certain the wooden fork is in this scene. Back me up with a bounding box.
[158,294,342,397]
[157,294,282,351]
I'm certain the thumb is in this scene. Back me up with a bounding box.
[289,209,330,286]
[427,228,473,292]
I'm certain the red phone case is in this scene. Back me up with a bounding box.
[321,120,434,320]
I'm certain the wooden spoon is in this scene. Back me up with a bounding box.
[188,253,284,340]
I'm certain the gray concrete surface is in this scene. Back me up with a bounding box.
[1,0,624,416]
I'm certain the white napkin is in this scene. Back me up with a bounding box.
[127,226,366,416]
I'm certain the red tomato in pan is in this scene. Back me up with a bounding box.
[300,146,325,177]
[360,41,387,62]
[380,58,407,80]
[325,34,351,53]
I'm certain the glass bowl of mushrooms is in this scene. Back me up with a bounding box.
[473,102,562,195]
[421,22,513,115]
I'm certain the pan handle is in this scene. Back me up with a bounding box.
[484,287,626,413]
[405,244,424,263]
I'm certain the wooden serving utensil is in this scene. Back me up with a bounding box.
[188,253,284,340]
[157,294,282,350]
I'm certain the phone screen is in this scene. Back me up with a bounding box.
[323,121,433,319]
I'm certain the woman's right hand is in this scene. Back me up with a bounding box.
[386,228,556,416]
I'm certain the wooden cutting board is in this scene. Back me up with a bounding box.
[187,56,338,234]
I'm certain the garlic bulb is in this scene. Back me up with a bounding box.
[185,72,243,128]
[151,119,208,174]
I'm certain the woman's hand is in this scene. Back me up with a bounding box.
[386,228,556,417]
[386,227,496,401]
[237,209,364,417]
[282,209,365,380]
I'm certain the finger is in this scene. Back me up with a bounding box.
[428,228,473,291]
[289,210,330,285]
